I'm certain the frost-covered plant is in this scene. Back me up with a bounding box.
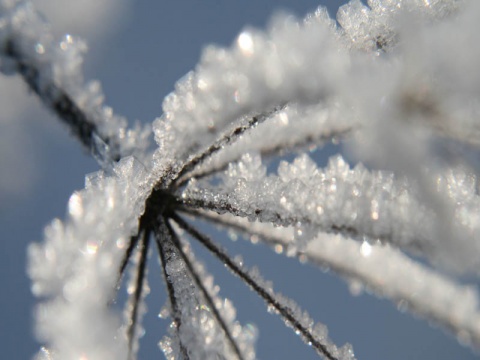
[2,0,480,359]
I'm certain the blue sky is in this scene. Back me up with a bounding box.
[0,1,477,359]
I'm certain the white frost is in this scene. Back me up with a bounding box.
[28,157,154,360]
[15,0,480,358]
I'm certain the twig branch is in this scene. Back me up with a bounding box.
[170,213,341,360]
[173,105,285,188]
[164,218,245,360]
[115,232,141,292]
[154,218,190,360]
[126,229,150,359]
[185,209,480,348]
[2,38,122,161]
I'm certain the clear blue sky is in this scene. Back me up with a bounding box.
[0,1,477,359]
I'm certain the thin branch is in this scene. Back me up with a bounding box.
[170,213,341,360]
[182,125,353,186]
[185,208,480,348]
[177,188,434,256]
[126,229,150,359]
[2,39,122,162]
[164,217,245,360]
[173,105,285,188]
[179,197,288,223]
[178,196,364,242]
[115,232,141,293]
[257,128,352,159]
[154,218,189,360]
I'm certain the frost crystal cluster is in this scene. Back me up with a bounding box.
[2,0,480,359]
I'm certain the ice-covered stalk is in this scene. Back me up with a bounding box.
[0,0,150,164]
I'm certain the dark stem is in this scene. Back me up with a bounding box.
[170,213,339,360]
[173,105,285,188]
[164,217,245,360]
[179,195,429,254]
[183,207,384,296]
[2,38,121,161]
[154,217,189,360]
[127,229,151,359]
[179,197,288,226]
[115,232,141,292]
[181,128,353,186]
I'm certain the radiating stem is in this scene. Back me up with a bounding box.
[173,105,285,188]
[2,39,122,161]
[115,232,141,293]
[171,213,340,360]
[126,229,150,359]
[154,217,189,360]
[164,217,245,360]
[182,127,353,186]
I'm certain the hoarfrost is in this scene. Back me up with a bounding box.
[3,0,480,359]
